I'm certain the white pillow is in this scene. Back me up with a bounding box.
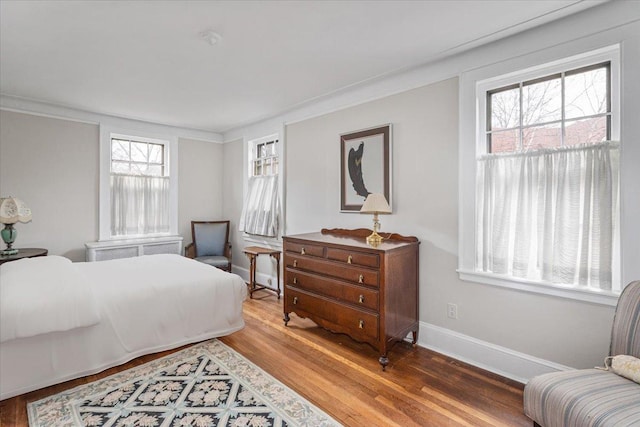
[603,355,640,384]
[0,256,100,342]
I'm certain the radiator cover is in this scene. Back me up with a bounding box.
[85,236,183,262]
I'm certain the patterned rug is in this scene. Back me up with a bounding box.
[28,339,341,427]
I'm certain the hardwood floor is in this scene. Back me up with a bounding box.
[0,294,531,426]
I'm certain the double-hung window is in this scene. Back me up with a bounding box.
[98,128,177,241]
[471,47,620,297]
[109,135,170,237]
[239,135,280,237]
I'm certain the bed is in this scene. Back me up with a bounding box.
[0,254,247,401]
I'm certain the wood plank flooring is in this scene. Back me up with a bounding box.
[0,294,531,426]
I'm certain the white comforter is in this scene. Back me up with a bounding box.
[0,254,247,400]
[74,254,247,351]
[0,256,100,343]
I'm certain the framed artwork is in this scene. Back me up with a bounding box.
[340,124,391,212]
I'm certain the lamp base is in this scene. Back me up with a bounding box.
[366,213,385,247]
[1,223,18,255]
[366,231,383,247]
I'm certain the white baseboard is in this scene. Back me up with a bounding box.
[232,265,281,297]
[418,322,571,384]
[230,266,566,383]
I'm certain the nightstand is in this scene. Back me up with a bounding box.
[0,248,48,265]
[243,246,281,299]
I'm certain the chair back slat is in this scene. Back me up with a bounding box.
[610,280,640,357]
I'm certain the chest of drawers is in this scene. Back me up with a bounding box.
[283,228,419,369]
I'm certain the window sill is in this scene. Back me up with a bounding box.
[457,269,619,307]
[90,235,183,247]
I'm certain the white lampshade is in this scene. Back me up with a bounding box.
[360,193,391,214]
[0,197,32,224]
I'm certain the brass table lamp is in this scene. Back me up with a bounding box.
[360,193,391,246]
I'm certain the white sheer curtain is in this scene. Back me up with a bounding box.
[110,175,170,236]
[239,175,280,237]
[476,141,619,290]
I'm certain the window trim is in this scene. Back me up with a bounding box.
[99,125,179,241]
[459,45,621,307]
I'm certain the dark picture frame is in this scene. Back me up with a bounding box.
[340,124,391,212]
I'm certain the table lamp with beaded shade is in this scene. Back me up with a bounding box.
[0,197,32,256]
[360,193,392,247]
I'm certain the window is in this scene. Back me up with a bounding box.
[239,135,280,237]
[109,135,170,237]
[460,46,621,303]
[99,127,178,241]
[252,139,279,177]
[111,138,165,176]
[487,63,610,153]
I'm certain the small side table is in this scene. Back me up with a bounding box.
[243,246,281,299]
[0,248,48,265]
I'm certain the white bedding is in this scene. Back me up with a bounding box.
[75,254,246,351]
[0,256,101,343]
[0,254,247,400]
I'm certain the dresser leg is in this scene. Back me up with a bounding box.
[283,312,290,326]
[412,330,418,347]
[379,355,389,371]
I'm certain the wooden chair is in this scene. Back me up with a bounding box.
[185,220,232,271]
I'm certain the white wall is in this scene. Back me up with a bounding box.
[0,110,99,261]
[0,110,224,260]
[221,138,248,271]
[178,137,225,246]
[222,2,640,379]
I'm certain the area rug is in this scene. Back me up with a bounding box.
[27,339,341,427]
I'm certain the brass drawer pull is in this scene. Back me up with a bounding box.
[301,247,306,255]
[347,255,353,264]
[359,319,364,329]
[293,259,297,267]
[293,277,298,284]
[293,296,298,305]
[358,274,364,284]
[358,294,365,304]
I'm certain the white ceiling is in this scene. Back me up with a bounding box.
[0,1,604,134]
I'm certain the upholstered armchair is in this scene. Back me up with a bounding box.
[523,280,640,427]
[185,220,232,271]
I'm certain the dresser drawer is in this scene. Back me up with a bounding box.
[326,248,379,268]
[286,254,379,287]
[284,241,324,258]
[286,287,379,341]
[286,268,379,311]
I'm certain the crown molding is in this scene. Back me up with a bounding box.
[0,94,223,144]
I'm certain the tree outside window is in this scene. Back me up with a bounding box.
[487,63,610,153]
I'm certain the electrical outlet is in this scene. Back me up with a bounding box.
[267,278,272,285]
[447,303,458,319]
